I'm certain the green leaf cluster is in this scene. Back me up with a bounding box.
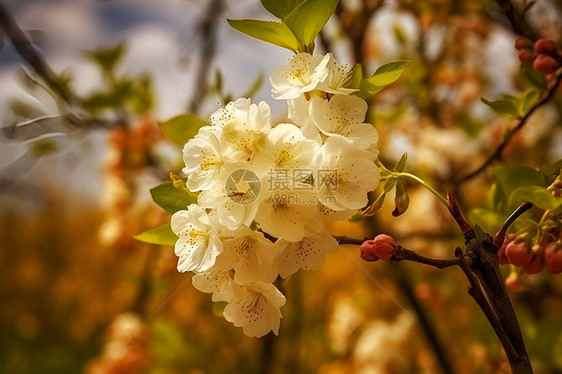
[356,60,410,99]
[228,0,339,53]
[159,114,208,145]
[469,160,562,233]
[480,89,539,119]
[363,153,410,216]
[134,181,198,245]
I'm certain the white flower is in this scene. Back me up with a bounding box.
[255,190,318,241]
[310,94,378,150]
[197,174,261,231]
[270,53,356,100]
[182,126,229,191]
[210,98,271,161]
[317,54,357,96]
[192,268,245,302]
[274,225,339,278]
[171,204,224,273]
[315,136,379,211]
[215,226,277,284]
[223,281,286,337]
[287,95,320,139]
[270,53,330,100]
[253,123,319,176]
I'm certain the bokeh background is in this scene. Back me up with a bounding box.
[1,0,562,373]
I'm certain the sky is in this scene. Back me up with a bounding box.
[0,0,293,210]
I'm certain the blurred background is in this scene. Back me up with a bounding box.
[1,0,562,373]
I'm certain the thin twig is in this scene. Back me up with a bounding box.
[493,202,534,248]
[495,0,538,40]
[392,245,462,269]
[460,71,562,182]
[0,1,76,104]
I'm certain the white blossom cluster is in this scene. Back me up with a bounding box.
[171,52,380,337]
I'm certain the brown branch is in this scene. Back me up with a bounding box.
[0,0,76,104]
[447,192,474,237]
[188,0,224,114]
[495,0,538,41]
[391,245,462,269]
[460,71,562,182]
[493,202,534,248]
[455,247,521,365]
[334,235,369,246]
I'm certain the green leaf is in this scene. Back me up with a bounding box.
[349,63,363,89]
[227,19,300,52]
[392,180,410,217]
[493,165,546,210]
[541,158,562,179]
[84,43,125,74]
[159,114,208,145]
[395,153,407,173]
[150,182,198,214]
[481,97,520,118]
[134,223,177,246]
[469,208,507,234]
[510,186,562,213]
[362,192,386,216]
[519,89,539,114]
[283,0,339,50]
[260,0,305,18]
[357,60,410,99]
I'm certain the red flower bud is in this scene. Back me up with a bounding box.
[505,241,532,266]
[533,54,560,75]
[515,37,533,50]
[360,234,395,261]
[360,240,380,262]
[498,238,510,265]
[522,255,544,274]
[545,244,562,274]
[533,39,556,54]
[518,49,536,65]
[505,272,521,291]
[372,234,395,260]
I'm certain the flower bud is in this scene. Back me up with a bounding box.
[505,240,532,266]
[533,54,560,75]
[505,272,521,291]
[515,37,533,50]
[498,237,511,265]
[545,244,562,274]
[522,255,544,274]
[372,234,396,260]
[533,39,557,54]
[360,234,396,261]
[518,49,536,65]
[360,240,380,262]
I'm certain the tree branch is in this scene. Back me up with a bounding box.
[495,0,538,41]
[460,71,562,182]
[493,202,534,248]
[0,0,76,104]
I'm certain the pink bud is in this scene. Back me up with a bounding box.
[515,37,533,50]
[518,49,536,65]
[522,256,544,274]
[505,241,532,266]
[371,234,396,260]
[360,240,380,262]
[498,239,510,265]
[533,54,560,75]
[545,244,562,274]
[505,273,521,291]
[533,38,557,54]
